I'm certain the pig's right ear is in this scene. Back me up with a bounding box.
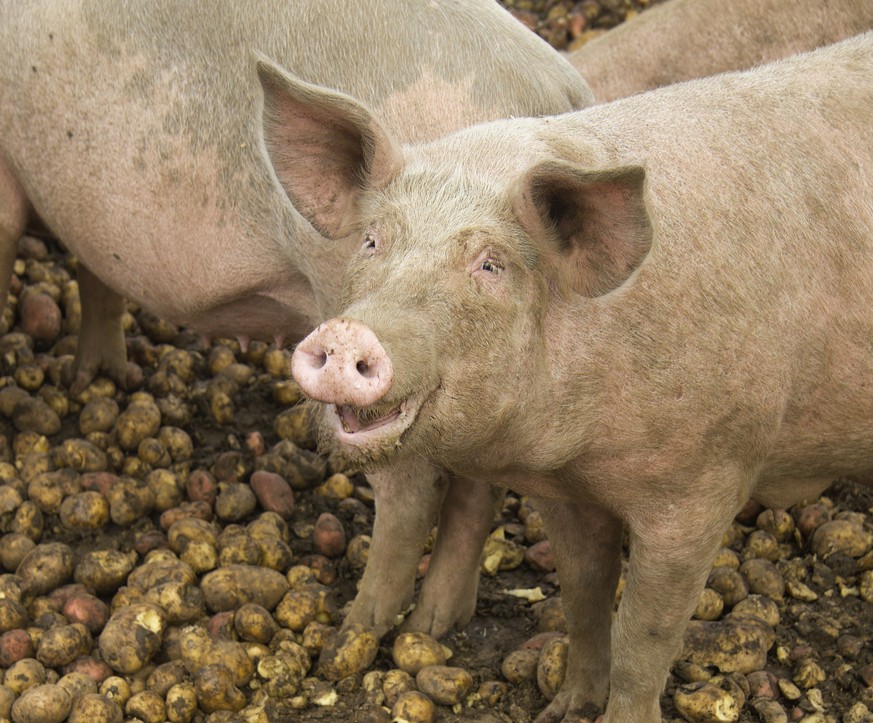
[256,56,404,239]
[511,160,653,297]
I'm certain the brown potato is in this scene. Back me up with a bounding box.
[234,603,278,644]
[391,690,436,723]
[97,604,166,674]
[0,598,29,632]
[392,632,447,676]
[3,657,47,694]
[416,665,473,706]
[313,512,346,558]
[36,623,92,667]
[536,636,568,701]
[115,397,162,451]
[165,682,197,723]
[78,397,120,435]
[0,628,34,666]
[12,396,62,435]
[10,499,44,539]
[214,482,257,522]
[143,581,204,624]
[0,684,15,718]
[26,469,81,515]
[67,692,123,723]
[74,550,138,596]
[51,439,107,472]
[125,690,166,723]
[105,476,155,525]
[194,663,246,713]
[200,564,289,612]
[19,292,62,347]
[57,670,98,702]
[10,682,72,723]
[0,532,35,571]
[59,491,110,532]
[317,623,378,681]
[249,470,295,519]
[16,542,74,596]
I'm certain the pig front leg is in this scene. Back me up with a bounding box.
[534,499,624,719]
[70,265,129,393]
[403,475,503,637]
[339,456,449,638]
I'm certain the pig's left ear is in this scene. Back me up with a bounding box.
[511,160,653,297]
[257,56,404,239]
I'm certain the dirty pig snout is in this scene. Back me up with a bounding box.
[292,319,394,407]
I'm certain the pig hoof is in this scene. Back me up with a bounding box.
[534,692,603,723]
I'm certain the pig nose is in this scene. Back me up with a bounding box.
[291,318,394,406]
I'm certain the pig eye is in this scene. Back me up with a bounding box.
[362,233,377,253]
[481,259,502,274]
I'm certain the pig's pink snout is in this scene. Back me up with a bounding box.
[292,319,394,406]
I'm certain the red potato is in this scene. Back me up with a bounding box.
[313,513,346,558]
[63,593,110,634]
[19,292,62,347]
[0,628,35,666]
[249,470,294,519]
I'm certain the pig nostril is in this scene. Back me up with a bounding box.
[356,360,370,377]
[307,350,328,369]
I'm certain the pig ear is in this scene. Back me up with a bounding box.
[511,160,653,297]
[256,56,404,239]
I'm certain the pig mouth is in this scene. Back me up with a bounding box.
[326,394,427,448]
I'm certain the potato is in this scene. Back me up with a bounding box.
[38,384,69,418]
[273,583,334,631]
[345,534,371,568]
[98,676,131,706]
[179,538,219,574]
[59,491,111,532]
[19,292,62,347]
[391,690,436,723]
[273,406,314,448]
[707,567,750,607]
[179,627,254,686]
[165,682,197,723]
[98,604,166,674]
[105,476,155,525]
[234,603,278,644]
[125,689,166,723]
[214,482,257,522]
[392,632,447,676]
[194,663,246,713]
[159,500,213,530]
[144,581,204,624]
[301,620,334,658]
[0,384,30,417]
[694,587,726,621]
[67,693,123,723]
[501,648,540,683]
[200,564,289,612]
[74,550,138,595]
[218,531,262,566]
[255,652,309,699]
[537,636,568,701]
[36,623,92,667]
[10,682,72,723]
[14,363,45,391]
[313,513,346,558]
[16,542,74,596]
[78,397,120,435]
[186,468,217,505]
[0,481,23,513]
[27,469,81,515]
[0,628,34,667]
[57,670,98,702]
[51,439,108,472]
[116,395,162,450]
[63,592,110,635]
[314,472,354,501]
[145,468,183,511]
[10,499,44,539]
[12,396,62,435]
[168,516,219,553]
[254,537,293,573]
[0,684,15,718]
[127,556,197,592]
[157,426,193,462]
[416,665,473,706]
[3,657,46,694]
[59,655,113,685]
[249,470,295,519]
[0,532,35,571]
[0,598,29,632]
[317,623,378,681]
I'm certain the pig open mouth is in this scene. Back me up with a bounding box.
[325,393,430,449]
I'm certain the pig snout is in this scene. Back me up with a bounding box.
[292,319,394,407]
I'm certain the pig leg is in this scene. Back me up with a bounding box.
[0,160,27,326]
[71,265,128,392]
[403,475,503,637]
[535,499,623,718]
[341,456,449,637]
[538,486,735,723]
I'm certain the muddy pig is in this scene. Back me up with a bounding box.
[284,33,873,722]
[0,0,592,656]
[570,0,873,102]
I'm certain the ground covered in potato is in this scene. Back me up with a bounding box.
[1,5,872,723]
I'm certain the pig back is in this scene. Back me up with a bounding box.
[0,0,590,337]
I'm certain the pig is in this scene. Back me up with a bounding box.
[0,0,592,655]
[282,32,873,722]
[569,0,873,102]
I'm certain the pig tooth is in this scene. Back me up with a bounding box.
[237,335,250,353]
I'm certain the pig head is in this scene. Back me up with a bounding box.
[283,33,873,722]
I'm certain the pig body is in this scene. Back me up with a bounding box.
[0,0,591,653]
[570,0,873,102]
[285,33,873,722]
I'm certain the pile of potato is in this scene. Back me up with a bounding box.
[1,225,873,723]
